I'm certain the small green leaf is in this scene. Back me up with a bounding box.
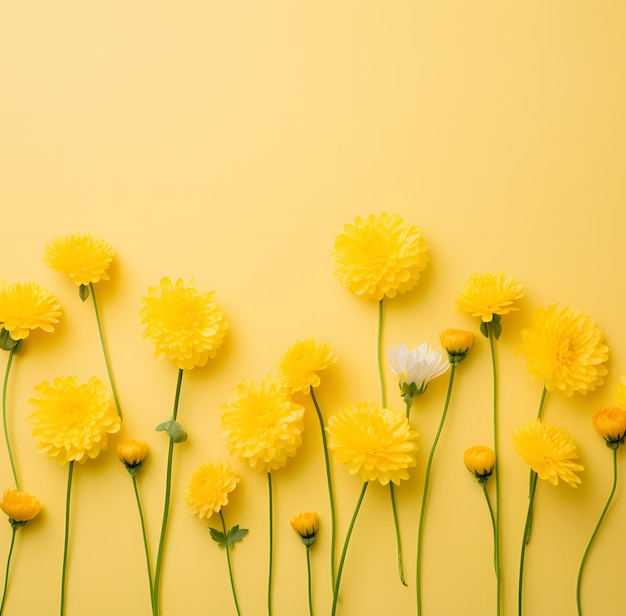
[226,525,249,547]
[490,315,502,340]
[79,284,90,302]
[155,418,188,443]
[479,320,489,339]
[0,329,18,352]
[208,527,227,547]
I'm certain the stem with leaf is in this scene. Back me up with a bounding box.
[218,511,244,616]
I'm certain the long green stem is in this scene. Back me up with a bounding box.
[152,368,184,616]
[0,527,17,615]
[267,472,274,616]
[131,475,154,614]
[89,282,122,420]
[535,385,548,421]
[389,483,407,586]
[331,482,368,616]
[377,299,387,408]
[60,461,74,616]
[310,388,336,590]
[576,447,618,615]
[526,385,548,546]
[518,471,538,616]
[306,546,314,616]
[2,348,19,490]
[416,364,457,615]
[487,327,502,616]
[219,510,242,616]
[481,483,498,576]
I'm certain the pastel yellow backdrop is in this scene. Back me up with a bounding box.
[0,2,625,616]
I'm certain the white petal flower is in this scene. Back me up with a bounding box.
[387,343,450,396]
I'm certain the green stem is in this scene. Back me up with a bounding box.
[416,364,457,615]
[576,446,618,616]
[331,482,368,616]
[219,510,242,616]
[535,384,548,421]
[267,472,274,616]
[2,348,19,490]
[152,368,184,616]
[404,397,412,420]
[487,326,502,616]
[90,282,122,420]
[389,483,407,586]
[377,299,387,408]
[306,546,314,616]
[60,461,74,616]
[518,471,538,616]
[131,474,154,614]
[309,388,336,591]
[526,385,548,545]
[481,483,498,577]
[0,527,17,615]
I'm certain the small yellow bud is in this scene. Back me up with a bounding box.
[117,440,148,474]
[290,511,319,548]
[0,489,42,527]
[440,329,475,364]
[463,446,495,483]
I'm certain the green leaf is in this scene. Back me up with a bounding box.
[226,525,249,547]
[479,320,489,338]
[79,284,90,302]
[208,527,227,547]
[155,417,188,443]
[490,314,502,340]
[0,328,18,352]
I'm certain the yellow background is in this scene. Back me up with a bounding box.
[1,2,625,615]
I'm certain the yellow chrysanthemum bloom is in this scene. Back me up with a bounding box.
[327,401,418,486]
[140,277,228,370]
[463,446,495,480]
[28,376,121,465]
[220,376,305,473]
[0,281,61,341]
[43,232,115,286]
[518,304,609,396]
[332,213,428,301]
[592,408,626,446]
[0,489,42,523]
[290,511,319,539]
[454,272,524,322]
[118,440,148,474]
[615,375,626,410]
[277,338,338,394]
[512,420,583,488]
[440,329,475,364]
[185,460,239,519]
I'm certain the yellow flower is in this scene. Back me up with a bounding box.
[0,489,42,523]
[0,281,61,341]
[290,511,319,547]
[440,329,475,364]
[454,272,524,322]
[512,420,583,487]
[277,338,338,394]
[615,375,626,410]
[44,232,114,286]
[220,376,305,473]
[332,213,428,301]
[118,440,148,474]
[518,304,609,396]
[28,376,121,465]
[185,460,239,519]
[591,408,626,446]
[463,446,495,481]
[140,277,228,370]
[327,401,418,486]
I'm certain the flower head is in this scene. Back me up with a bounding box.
[185,460,239,519]
[387,342,449,398]
[0,281,61,342]
[512,420,583,487]
[29,376,121,465]
[118,440,148,475]
[44,232,114,286]
[0,489,42,525]
[454,272,524,323]
[440,329,475,364]
[463,446,495,483]
[332,213,428,301]
[591,408,626,448]
[220,376,305,473]
[140,277,228,370]
[327,401,418,486]
[518,304,609,396]
[277,338,337,394]
[290,511,319,548]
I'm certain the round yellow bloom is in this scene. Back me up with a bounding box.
[0,489,42,523]
[0,281,61,341]
[454,272,524,322]
[327,401,418,486]
[440,329,475,364]
[29,376,121,465]
[615,375,626,410]
[44,232,114,286]
[463,446,495,480]
[290,512,319,548]
[140,277,228,370]
[185,460,239,519]
[518,304,609,396]
[277,338,338,394]
[512,420,583,488]
[118,440,148,473]
[220,376,305,473]
[591,408,626,445]
[333,213,428,301]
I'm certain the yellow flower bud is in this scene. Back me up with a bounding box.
[118,440,148,474]
[0,489,42,526]
[440,329,475,364]
[290,511,319,547]
[592,408,626,448]
[464,446,495,483]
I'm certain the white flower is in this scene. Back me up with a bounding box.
[387,343,449,397]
